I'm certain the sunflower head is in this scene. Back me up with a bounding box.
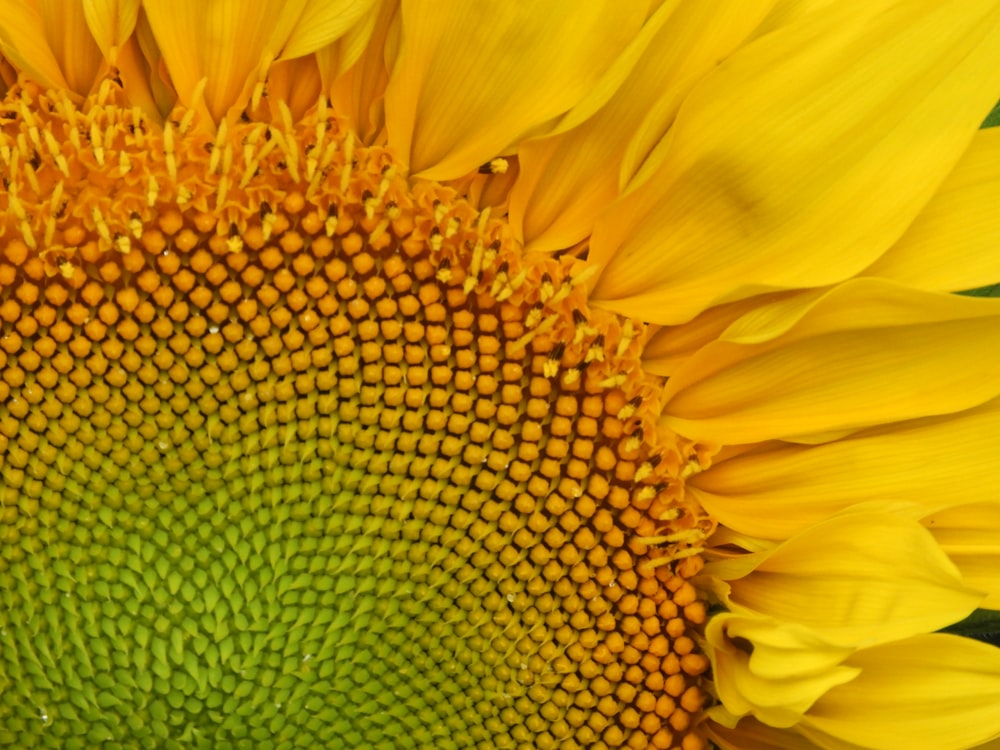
[4,2,1000,750]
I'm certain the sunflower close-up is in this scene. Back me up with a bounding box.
[3,1,1000,749]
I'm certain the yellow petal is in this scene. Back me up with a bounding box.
[689,396,1000,539]
[265,55,323,121]
[864,126,1000,291]
[703,512,983,645]
[661,281,1000,444]
[383,0,647,180]
[588,0,1000,324]
[922,502,1000,609]
[642,291,796,376]
[508,0,775,252]
[327,0,399,143]
[280,0,377,61]
[142,0,369,122]
[0,0,105,96]
[82,0,140,62]
[707,613,859,727]
[799,634,1000,750]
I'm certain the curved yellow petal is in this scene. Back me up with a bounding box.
[922,502,1000,609]
[383,0,647,180]
[799,634,1000,750]
[703,512,983,645]
[82,0,140,62]
[317,0,400,143]
[265,55,323,121]
[327,0,399,143]
[661,281,1000,444]
[280,0,377,61]
[142,0,369,122]
[864,126,1000,291]
[689,396,1000,540]
[707,613,859,728]
[589,0,1000,324]
[508,0,775,252]
[0,0,105,96]
[642,291,796,376]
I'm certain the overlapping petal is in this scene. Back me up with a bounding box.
[383,0,647,180]
[797,634,1000,750]
[922,502,1000,609]
[589,0,1000,325]
[0,0,107,95]
[142,0,373,121]
[507,0,775,252]
[661,280,1000,444]
[688,396,1000,539]
[703,511,983,645]
[864,126,1000,291]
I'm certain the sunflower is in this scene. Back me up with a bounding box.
[2,1,1000,749]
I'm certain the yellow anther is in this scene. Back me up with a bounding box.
[524,305,543,330]
[617,319,636,357]
[489,271,508,298]
[598,373,628,389]
[369,218,390,246]
[623,434,643,455]
[163,123,177,180]
[91,206,112,243]
[178,107,197,136]
[118,150,132,176]
[377,167,395,200]
[177,186,193,206]
[585,341,605,364]
[643,547,705,572]
[680,459,703,480]
[639,529,706,547]
[509,314,559,356]
[22,158,39,193]
[572,325,598,346]
[114,234,131,254]
[464,241,486,294]
[215,176,230,211]
[570,262,601,288]
[633,462,654,483]
[19,219,36,249]
[433,202,448,224]
[363,193,379,220]
[250,80,266,113]
[339,132,354,195]
[262,211,277,241]
[90,121,105,165]
[617,403,637,421]
[129,107,147,147]
[634,484,658,505]
[128,213,143,240]
[43,215,56,248]
[486,158,508,174]
[8,192,26,221]
[146,174,160,207]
